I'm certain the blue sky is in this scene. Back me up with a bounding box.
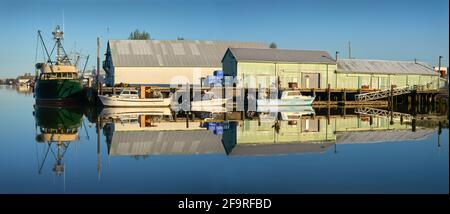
[0,0,448,78]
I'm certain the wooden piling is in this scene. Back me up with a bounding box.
[343,89,347,102]
[185,112,189,128]
[390,84,394,124]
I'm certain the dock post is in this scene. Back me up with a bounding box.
[172,111,177,121]
[343,88,347,103]
[96,36,102,96]
[390,84,394,125]
[432,94,436,113]
[327,83,331,104]
[327,105,330,125]
[96,117,101,180]
[185,111,189,128]
[438,121,442,148]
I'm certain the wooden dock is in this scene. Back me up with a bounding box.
[91,85,446,108]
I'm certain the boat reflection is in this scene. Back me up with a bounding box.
[256,105,316,121]
[97,106,440,158]
[34,106,83,175]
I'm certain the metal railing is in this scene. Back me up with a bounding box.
[355,107,413,121]
[355,85,419,102]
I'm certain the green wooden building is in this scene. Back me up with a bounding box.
[337,59,443,90]
[222,48,336,89]
[222,47,443,90]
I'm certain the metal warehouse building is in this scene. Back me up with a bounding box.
[336,59,443,90]
[222,47,444,90]
[222,47,337,89]
[103,40,268,86]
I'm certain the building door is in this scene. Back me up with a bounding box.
[304,76,310,88]
[302,119,319,132]
[302,73,320,88]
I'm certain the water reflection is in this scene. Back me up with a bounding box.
[30,92,448,163]
[34,107,83,176]
[18,95,447,193]
[101,108,224,157]
[94,105,446,158]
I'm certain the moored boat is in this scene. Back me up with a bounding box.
[99,107,172,119]
[191,91,228,107]
[98,88,171,107]
[257,90,315,106]
[34,25,83,106]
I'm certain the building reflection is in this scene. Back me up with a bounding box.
[34,106,83,175]
[101,108,224,157]
[99,106,440,158]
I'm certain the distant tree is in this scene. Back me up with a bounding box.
[269,42,277,49]
[128,29,151,40]
[177,37,185,40]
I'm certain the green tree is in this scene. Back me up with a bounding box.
[269,42,277,49]
[177,37,185,40]
[128,29,151,40]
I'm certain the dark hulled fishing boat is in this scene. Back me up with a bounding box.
[34,25,82,106]
[34,106,83,176]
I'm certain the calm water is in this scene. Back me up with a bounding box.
[0,86,448,194]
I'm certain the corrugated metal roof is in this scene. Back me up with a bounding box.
[337,59,437,75]
[336,129,435,144]
[108,130,224,156]
[227,48,336,64]
[109,40,268,67]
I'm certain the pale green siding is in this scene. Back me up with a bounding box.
[336,73,440,90]
[233,62,337,89]
[222,51,440,90]
[237,116,413,144]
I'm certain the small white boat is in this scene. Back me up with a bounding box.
[98,88,171,107]
[257,106,316,121]
[190,91,228,107]
[191,105,227,113]
[257,90,315,106]
[99,107,172,119]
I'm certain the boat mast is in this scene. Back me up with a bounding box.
[37,30,52,65]
[53,25,63,65]
[52,25,72,66]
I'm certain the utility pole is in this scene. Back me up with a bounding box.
[97,36,101,94]
[348,41,351,59]
[437,56,442,89]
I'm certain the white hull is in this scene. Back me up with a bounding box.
[257,106,316,121]
[99,95,171,107]
[191,105,227,113]
[100,107,172,119]
[191,98,228,107]
[257,105,315,113]
[257,96,315,106]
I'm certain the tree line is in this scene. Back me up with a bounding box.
[128,29,277,49]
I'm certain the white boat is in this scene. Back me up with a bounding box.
[98,88,171,107]
[257,106,316,121]
[191,105,227,113]
[190,91,228,107]
[99,107,172,119]
[257,90,315,106]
